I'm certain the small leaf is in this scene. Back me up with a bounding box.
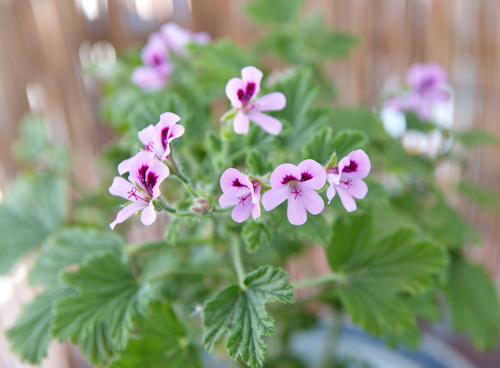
[246,149,273,176]
[52,252,153,364]
[203,266,294,368]
[327,212,447,335]
[242,222,273,253]
[110,302,203,368]
[330,129,369,160]
[443,258,500,350]
[301,126,335,164]
[221,108,238,121]
[7,287,68,364]
[0,174,67,274]
[30,227,124,288]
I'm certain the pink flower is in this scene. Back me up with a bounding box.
[118,112,184,175]
[262,160,326,226]
[159,22,211,55]
[109,151,170,229]
[326,149,371,212]
[219,168,261,223]
[225,66,286,135]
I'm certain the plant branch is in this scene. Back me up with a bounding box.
[291,273,345,290]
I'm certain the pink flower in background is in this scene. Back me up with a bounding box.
[262,160,326,226]
[225,66,286,135]
[326,149,371,212]
[131,63,172,91]
[159,22,211,55]
[219,168,262,223]
[109,151,169,229]
[118,112,184,174]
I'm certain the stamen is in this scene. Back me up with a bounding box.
[145,141,154,152]
[291,186,302,200]
[127,187,147,202]
[341,178,353,189]
[238,193,251,205]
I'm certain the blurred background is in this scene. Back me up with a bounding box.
[1,0,500,367]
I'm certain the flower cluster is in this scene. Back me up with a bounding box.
[132,22,210,91]
[109,113,184,228]
[220,151,371,226]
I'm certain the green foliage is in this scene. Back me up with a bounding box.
[109,302,203,368]
[330,129,369,160]
[456,129,498,147]
[203,266,294,368]
[7,287,68,364]
[245,0,304,23]
[242,221,273,253]
[443,258,500,350]
[0,174,67,274]
[246,149,273,176]
[52,252,153,364]
[327,212,447,336]
[30,227,124,288]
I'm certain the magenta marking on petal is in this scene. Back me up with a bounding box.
[237,82,256,104]
[137,165,158,197]
[291,186,303,199]
[160,127,170,150]
[343,160,358,173]
[300,172,313,182]
[282,175,299,184]
[232,178,248,188]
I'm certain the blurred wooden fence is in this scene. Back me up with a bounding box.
[1,0,500,367]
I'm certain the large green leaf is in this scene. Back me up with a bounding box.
[7,287,68,364]
[203,266,294,368]
[51,252,153,364]
[110,302,203,368]
[0,173,67,274]
[30,227,124,288]
[443,258,500,350]
[242,222,273,253]
[327,212,447,336]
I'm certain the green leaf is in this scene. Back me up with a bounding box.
[110,302,203,368]
[52,252,153,364]
[456,129,498,147]
[30,227,124,288]
[0,173,67,274]
[330,129,369,160]
[443,258,500,350]
[404,111,438,132]
[7,287,68,364]
[327,212,447,335]
[76,322,116,366]
[457,181,500,209]
[246,149,273,176]
[245,0,304,23]
[301,126,335,164]
[242,222,273,253]
[203,266,294,368]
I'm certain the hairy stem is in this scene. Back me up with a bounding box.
[291,273,345,290]
[231,235,247,289]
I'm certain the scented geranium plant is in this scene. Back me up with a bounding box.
[3,1,500,368]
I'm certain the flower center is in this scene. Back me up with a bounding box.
[341,178,353,189]
[127,187,147,202]
[138,165,158,197]
[290,185,303,200]
[238,193,252,205]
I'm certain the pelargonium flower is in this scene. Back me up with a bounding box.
[118,112,184,174]
[109,151,169,229]
[326,149,371,212]
[219,168,262,223]
[262,160,326,226]
[159,22,210,55]
[225,66,286,135]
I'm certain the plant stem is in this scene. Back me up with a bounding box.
[231,236,247,290]
[291,273,345,290]
[167,153,198,198]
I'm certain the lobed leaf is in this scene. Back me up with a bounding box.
[203,266,294,368]
[243,222,273,253]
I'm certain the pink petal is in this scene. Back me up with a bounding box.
[241,66,263,97]
[117,158,132,175]
[262,185,290,211]
[233,110,250,134]
[220,168,251,192]
[140,202,157,226]
[110,201,147,229]
[286,193,307,226]
[251,203,261,220]
[299,186,325,215]
[193,31,211,44]
[219,187,250,208]
[226,78,244,108]
[128,151,157,187]
[141,33,168,66]
[247,112,282,135]
[168,123,185,139]
[158,112,181,128]
[344,177,368,199]
[231,202,253,223]
[297,159,326,190]
[147,160,170,199]
[109,177,135,199]
[131,66,167,92]
[347,150,371,178]
[255,92,286,111]
[138,125,163,158]
[269,163,300,188]
[326,183,336,203]
[336,186,357,212]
